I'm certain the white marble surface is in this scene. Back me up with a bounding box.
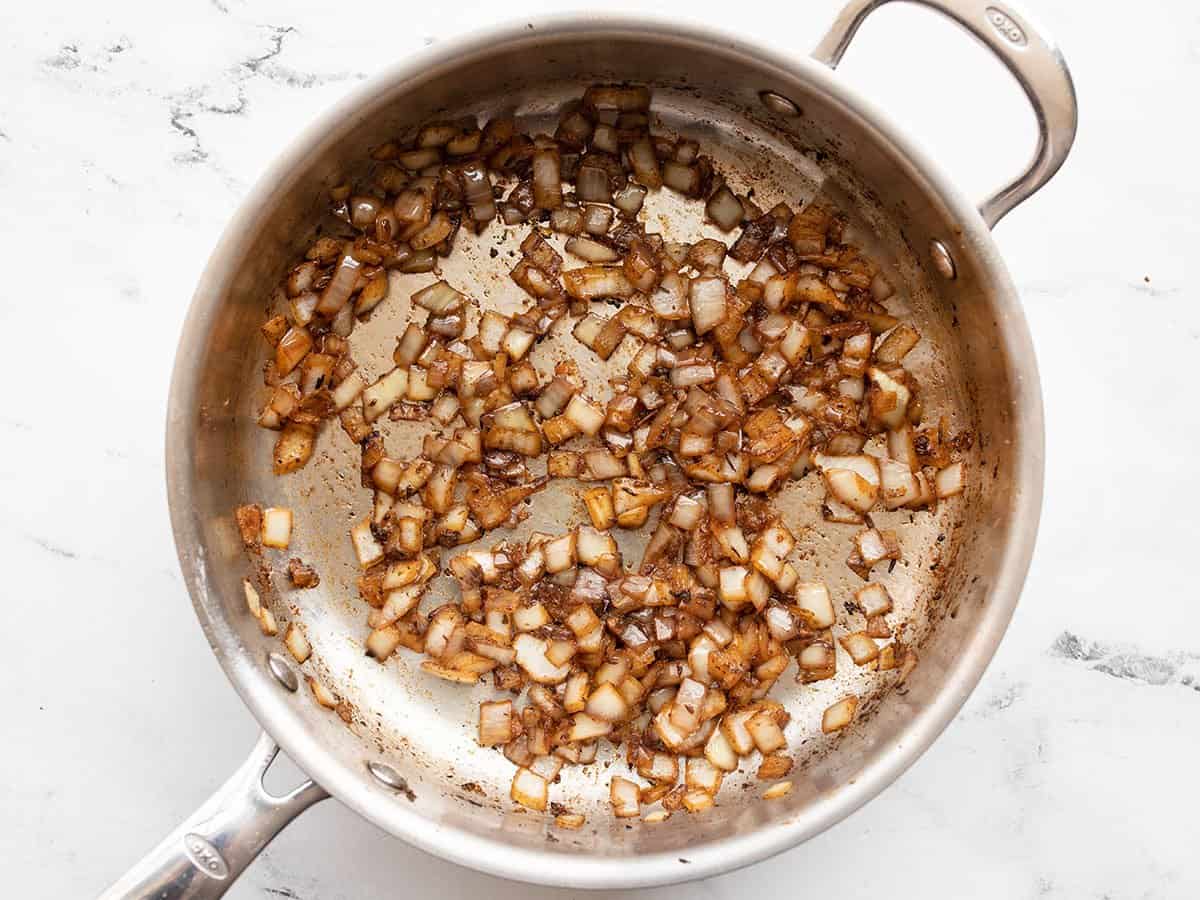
[2,0,1197,897]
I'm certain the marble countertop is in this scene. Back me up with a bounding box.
[2,0,1196,897]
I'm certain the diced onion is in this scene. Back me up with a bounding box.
[822,696,859,733]
[610,777,641,818]
[795,582,834,629]
[511,768,548,811]
[261,507,292,549]
[284,622,311,664]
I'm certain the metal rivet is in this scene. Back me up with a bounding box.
[368,762,407,790]
[759,91,801,117]
[930,239,957,280]
[267,652,298,692]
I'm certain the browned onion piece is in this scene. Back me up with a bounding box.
[532,148,563,210]
[314,255,361,317]
[688,276,728,335]
[628,138,662,189]
[706,185,743,231]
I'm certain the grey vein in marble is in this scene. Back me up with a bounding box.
[166,24,363,166]
[167,25,293,163]
[1051,630,1200,690]
[28,535,80,561]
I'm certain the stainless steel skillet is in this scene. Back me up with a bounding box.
[102,1,1075,895]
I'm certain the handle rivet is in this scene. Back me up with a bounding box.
[930,239,957,280]
[759,91,801,117]
[368,761,415,800]
[267,652,299,692]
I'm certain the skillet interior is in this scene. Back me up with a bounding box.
[169,20,1038,884]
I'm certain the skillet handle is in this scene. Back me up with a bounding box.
[813,0,1077,228]
[97,732,328,900]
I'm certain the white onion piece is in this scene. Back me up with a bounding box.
[706,185,744,231]
[261,507,292,549]
[565,712,611,742]
[747,256,780,285]
[652,706,689,750]
[532,149,563,210]
[610,777,640,818]
[564,395,605,436]
[255,606,277,636]
[575,164,611,203]
[307,677,339,709]
[720,709,756,755]
[563,671,589,713]
[563,266,633,300]
[822,696,859,733]
[511,768,548,811]
[555,811,586,829]
[662,161,699,194]
[362,368,409,422]
[412,280,465,314]
[423,607,463,658]
[650,272,690,320]
[378,586,422,626]
[875,323,920,364]
[840,631,880,665]
[565,235,620,263]
[688,276,728,335]
[671,363,716,388]
[670,678,707,733]
[583,204,613,234]
[867,367,911,429]
[758,524,795,559]
[628,138,662,188]
[613,182,647,215]
[577,525,618,566]
[364,625,401,661]
[704,726,739,771]
[712,523,749,563]
[513,634,570,684]
[350,518,383,568]
[682,790,714,813]
[585,682,629,722]
[855,528,895,566]
[936,462,964,498]
[331,370,366,411]
[763,781,793,800]
[764,605,799,642]
[685,756,724,794]
[669,494,705,530]
[746,709,787,753]
[718,566,749,606]
[706,483,735,524]
[315,254,361,317]
[798,641,833,673]
[513,603,550,632]
[242,579,262,618]
[284,623,311,664]
[477,311,509,354]
[795,581,834,629]
[856,582,893,617]
[542,532,577,574]
[529,754,564,782]
[479,699,513,746]
[821,460,880,514]
[880,457,920,509]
